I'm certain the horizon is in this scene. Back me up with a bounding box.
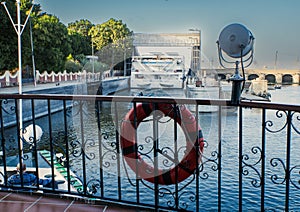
[34,0,300,69]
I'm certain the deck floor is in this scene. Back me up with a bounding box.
[0,191,152,212]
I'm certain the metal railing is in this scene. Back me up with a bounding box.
[0,93,299,211]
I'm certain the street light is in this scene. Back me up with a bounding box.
[2,0,34,161]
[86,37,98,81]
[123,47,132,77]
[189,28,201,80]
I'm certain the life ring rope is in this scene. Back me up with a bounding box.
[121,102,204,185]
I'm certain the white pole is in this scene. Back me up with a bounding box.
[123,50,126,76]
[16,0,24,160]
[2,0,35,161]
[30,18,36,87]
[92,40,95,80]
[17,0,22,90]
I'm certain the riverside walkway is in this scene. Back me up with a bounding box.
[0,81,85,94]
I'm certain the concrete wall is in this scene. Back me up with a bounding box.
[1,77,130,128]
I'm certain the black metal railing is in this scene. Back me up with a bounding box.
[0,93,299,211]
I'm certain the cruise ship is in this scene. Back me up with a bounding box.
[130,53,186,89]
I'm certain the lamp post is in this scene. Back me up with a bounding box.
[189,28,201,80]
[123,47,132,77]
[86,55,99,81]
[2,0,34,160]
[86,36,99,81]
[274,50,278,71]
[123,48,126,77]
[92,39,95,75]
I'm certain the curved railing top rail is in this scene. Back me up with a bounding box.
[0,93,299,112]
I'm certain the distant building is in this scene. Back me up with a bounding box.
[133,33,201,72]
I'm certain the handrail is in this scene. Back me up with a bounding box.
[0,93,299,112]
[0,93,299,211]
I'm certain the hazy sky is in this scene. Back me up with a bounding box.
[34,0,300,69]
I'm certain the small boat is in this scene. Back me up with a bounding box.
[0,150,81,191]
[186,74,236,113]
[160,82,174,88]
[137,82,151,89]
[39,150,83,192]
[245,78,271,101]
[274,84,281,89]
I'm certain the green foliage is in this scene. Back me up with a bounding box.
[74,54,88,65]
[89,18,133,50]
[68,19,93,57]
[83,61,109,74]
[68,19,93,37]
[68,32,91,56]
[89,18,133,71]
[32,13,71,72]
[0,2,133,74]
[0,0,32,70]
[65,60,83,73]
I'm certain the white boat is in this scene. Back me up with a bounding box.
[130,54,186,89]
[0,151,81,192]
[186,75,236,113]
[244,78,271,101]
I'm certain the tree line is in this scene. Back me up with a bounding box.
[0,0,133,78]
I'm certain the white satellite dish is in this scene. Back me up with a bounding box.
[217,23,255,105]
[23,124,43,144]
[218,23,254,58]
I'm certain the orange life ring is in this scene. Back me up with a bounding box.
[120,103,204,185]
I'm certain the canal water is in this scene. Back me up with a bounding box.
[2,85,299,211]
[73,85,299,211]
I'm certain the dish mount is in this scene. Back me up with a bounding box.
[217,23,255,105]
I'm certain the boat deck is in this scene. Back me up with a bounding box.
[0,191,151,212]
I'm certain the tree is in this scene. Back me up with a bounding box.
[31,13,71,72]
[67,19,93,58]
[65,54,83,73]
[68,33,91,58]
[0,2,134,75]
[89,18,133,72]
[89,18,132,50]
[68,19,93,37]
[0,0,32,71]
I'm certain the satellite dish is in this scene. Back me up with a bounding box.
[217,23,255,105]
[23,124,43,144]
[218,23,254,58]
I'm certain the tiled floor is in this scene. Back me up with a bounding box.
[0,191,152,212]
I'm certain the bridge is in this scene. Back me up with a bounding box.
[203,68,300,84]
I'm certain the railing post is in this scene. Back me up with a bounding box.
[132,102,140,204]
[47,99,56,189]
[153,103,159,211]
[285,111,292,211]
[63,100,72,193]
[173,103,179,210]
[79,100,87,195]
[0,100,8,185]
[238,106,243,211]
[261,109,266,211]
[218,105,222,212]
[114,101,122,201]
[195,103,200,212]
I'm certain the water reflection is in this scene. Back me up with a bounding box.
[1,85,299,210]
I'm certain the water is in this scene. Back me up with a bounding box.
[269,84,299,104]
[2,85,299,211]
[80,85,298,211]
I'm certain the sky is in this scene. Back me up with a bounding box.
[34,0,300,69]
